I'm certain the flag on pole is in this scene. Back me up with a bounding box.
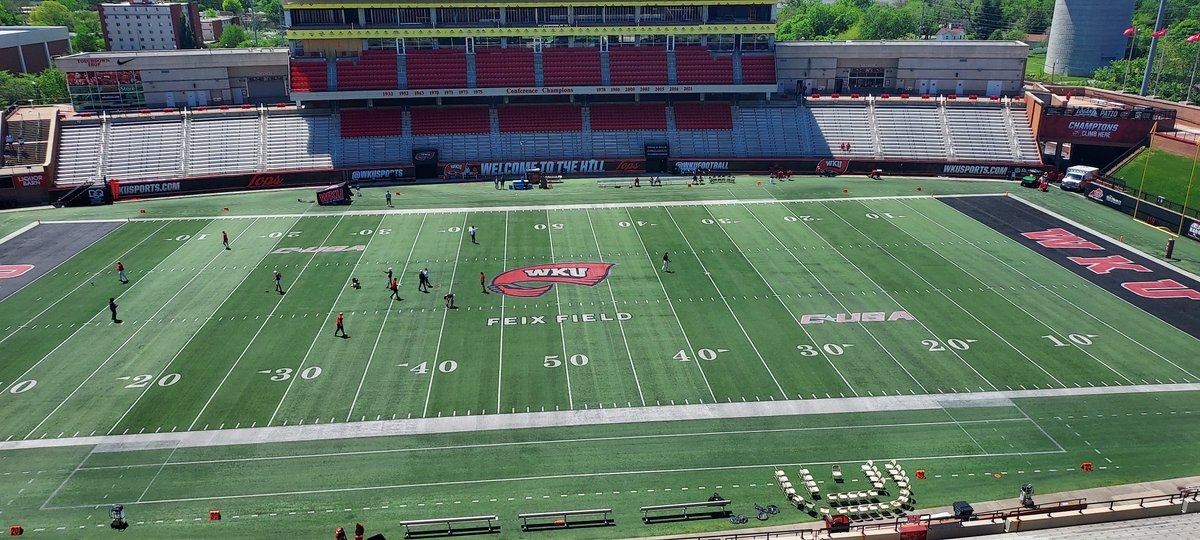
[1187,33,1200,43]
[1124,26,1137,36]
[1152,28,1169,38]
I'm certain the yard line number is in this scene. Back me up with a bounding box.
[783,215,817,222]
[261,366,323,381]
[797,343,853,356]
[534,223,564,230]
[618,221,652,227]
[354,228,393,236]
[675,348,726,362]
[701,218,737,225]
[922,338,976,352]
[5,379,37,394]
[1042,334,1097,347]
[119,374,181,388]
[865,213,903,219]
[544,354,589,368]
[410,361,458,374]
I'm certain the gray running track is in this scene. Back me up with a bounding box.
[0,222,122,302]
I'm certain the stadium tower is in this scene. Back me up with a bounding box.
[281,0,778,172]
[1044,0,1136,77]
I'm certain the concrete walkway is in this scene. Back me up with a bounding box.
[2,382,1198,452]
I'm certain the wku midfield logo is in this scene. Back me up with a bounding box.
[489,263,615,298]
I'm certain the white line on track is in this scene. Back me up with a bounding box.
[663,207,788,397]
[347,214,428,422]
[740,203,928,395]
[187,214,346,430]
[38,446,94,510]
[624,208,716,401]
[545,210,574,409]
[421,213,469,418]
[135,445,178,503]
[0,221,40,245]
[894,199,1143,383]
[784,202,1001,390]
[835,200,1076,387]
[108,218,277,434]
[0,222,198,399]
[22,223,260,439]
[78,418,1036,470]
[0,222,167,346]
[47,448,1066,509]
[270,214,387,426]
[495,212,509,413]
[585,208,645,406]
[703,204,861,397]
[35,193,1006,224]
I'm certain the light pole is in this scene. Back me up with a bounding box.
[1123,30,1136,91]
[31,81,40,105]
[1188,34,1200,103]
[1141,0,1168,95]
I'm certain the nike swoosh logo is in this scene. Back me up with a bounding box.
[116,58,133,65]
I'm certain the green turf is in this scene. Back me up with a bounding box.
[1109,147,1200,209]
[1,177,1199,538]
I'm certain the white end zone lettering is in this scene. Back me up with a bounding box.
[800,311,914,325]
[486,312,632,326]
[271,245,367,255]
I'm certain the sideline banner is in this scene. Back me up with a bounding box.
[1085,183,1200,243]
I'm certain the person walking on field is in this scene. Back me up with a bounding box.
[117,261,128,283]
[222,231,230,250]
[274,270,284,294]
[385,190,393,208]
[419,268,430,293]
[108,297,119,322]
[480,272,487,293]
[468,225,477,244]
[390,277,401,301]
[661,252,671,273]
[335,312,347,338]
[385,267,393,288]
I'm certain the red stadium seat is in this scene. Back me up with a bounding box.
[673,102,732,130]
[674,46,733,85]
[498,104,582,132]
[475,48,535,88]
[609,47,668,86]
[406,49,468,89]
[409,106,490,135]
[290,60,329,92]
[542,47,602,86]
[335,50,399,91]
[340,109,404,138]
[740,54,776,84]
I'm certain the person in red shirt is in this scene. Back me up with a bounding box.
[335,312,347,338]
[480,272,487,293]
[117,262,128,283]
[222,231,230,250]
[389,278,400,301]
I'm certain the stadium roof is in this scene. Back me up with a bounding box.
[0,26,69,49]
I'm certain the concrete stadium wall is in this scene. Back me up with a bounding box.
[1004,499,1182,532]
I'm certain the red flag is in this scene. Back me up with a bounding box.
[1188,33,1200,43]
[1152,28,1168,38]
[1124,26,1137,36]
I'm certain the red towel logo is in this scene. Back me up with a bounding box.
[489,263,615,297]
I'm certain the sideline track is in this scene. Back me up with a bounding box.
[1,382,1197,453]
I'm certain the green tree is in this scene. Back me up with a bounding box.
[257,0,282,28]
[0,3,22,25]
[776,0,861,40]
[0,71,38,104]
[222,0,242,14]
[28,0,74,27]
[860,3,920,40]
[217,23,247,48]
[33,69,69,104]
[971,0,1005,39]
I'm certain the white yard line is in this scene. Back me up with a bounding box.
[663,207,788,397]
[855,200,1112,386]
[23,223,259,439]
[585,208,645,406]
[778,202,999,390]
[269,215,386,426]
[545,210,574,409]
[347,214,428,422]
[624,208,716,401]
[80,418,1036,470]
[703,205,861,397]
[902,199,1176,384]
[135,445,178,503]
[495,211,509,413]
[421,213,470,418]
[3,381,1196,452]
[108,218,276,434]
[0,223,198,398]
[0,222,169,346]
[0,221,40,245]
[187,215,346,430]
[740,203,927,395]
[47,448,1067,510]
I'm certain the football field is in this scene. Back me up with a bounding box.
[2,179,1200,538]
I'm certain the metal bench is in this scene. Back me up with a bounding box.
[639,499,731,523]
[517,508,613,530]
[597,177,691,188]
[398,515,499,538]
